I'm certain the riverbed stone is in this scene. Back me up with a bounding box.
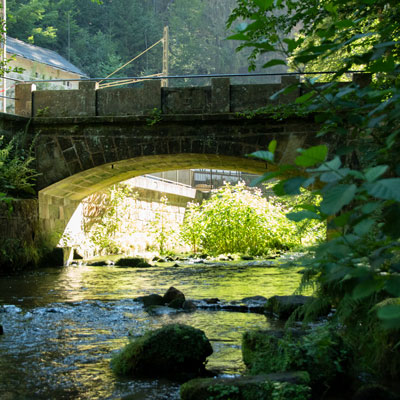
[264,295,312,319]
[111,323,213,380]
[135,294,165,307]
[182,300,197,311]
[115,257,152,268]
[163,286,185,305]
[168,297,185,309]
[205,298,220,304]
[0,325,3,335]
[180,371,311,400]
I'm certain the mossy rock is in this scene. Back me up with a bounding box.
[168,297,185,309]
[163,286,185,304]
[264,295,312,320]
[111,323,213,380]
[87,260,109,266]
[180,372,311,400]
[242,329,306,374]
[115,257,152,268]
[134,294,165,307]
[242,326,348,390]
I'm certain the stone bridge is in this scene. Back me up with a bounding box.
[9,75,366,239]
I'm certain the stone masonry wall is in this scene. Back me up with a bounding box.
[66,177,202,257]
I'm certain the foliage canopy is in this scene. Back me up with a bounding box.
[228,0,400,378]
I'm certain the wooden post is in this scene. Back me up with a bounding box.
[162,26,169,88]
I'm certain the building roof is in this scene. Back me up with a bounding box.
[5,36,87,77]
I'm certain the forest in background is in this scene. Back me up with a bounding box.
[6,0,275,79]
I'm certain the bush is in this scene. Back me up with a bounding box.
[180,182,324,255]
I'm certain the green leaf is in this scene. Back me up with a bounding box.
[227,32,249,41]
[369,56,396,73]
[385,276,400,297]
[352,278,383,300]
[353,218,375,236]
[308,156,341,172]
[268,139,277,154]
[320,168,350,183]
[287,210,321,222]
[364,165,388,182]
[247,150,274,162]
[334,20,355,28]
[295,90,317,104]
[254,0,274,11]
[270,84,298,101]
[283,38,301,52]
[262,59,287,68]
[365,178,400,201]
[361,202,381,214]
[250,171,281,186]
[333,212,350,227]
[377,304,400,320]
[320,184,357,215]
[283,177,306,195]
[295,145,328,167]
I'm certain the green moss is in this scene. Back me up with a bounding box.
[242,326,348,389]
[180,375,311,400]
[111,324,212,380]
[115,257,152,268]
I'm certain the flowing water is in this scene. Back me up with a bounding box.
[0,257,305,400]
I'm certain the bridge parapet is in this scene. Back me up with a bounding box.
[15,76,302,118]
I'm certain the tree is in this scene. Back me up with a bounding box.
[228,0,400,378]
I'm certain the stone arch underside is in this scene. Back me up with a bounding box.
[34,112,320,239]
[38,153,268,238]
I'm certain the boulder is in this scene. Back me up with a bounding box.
[180,371,310,400]
[87,260,109,266]
[111,323,213,380]
[115,257,152,268]
[0,325,3,335]
[135,294,165,307]
[168,297,185,309]
[242,326,348,389]
[242,329,306,374]
[242,296,267,304]
[182,300,197,311]
[163,286,185,305]
[264,295,312,319]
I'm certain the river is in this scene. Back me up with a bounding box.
[0,256,305,399]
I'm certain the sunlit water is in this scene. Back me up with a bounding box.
[0,257,305,399]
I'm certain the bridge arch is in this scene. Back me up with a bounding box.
[38,153,269,238]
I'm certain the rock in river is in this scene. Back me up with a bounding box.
[163,286,185,305]
[111,323,213,380]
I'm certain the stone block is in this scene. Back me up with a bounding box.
[15,83,36,117]
[352,73,371,88]
[97,80,161,116]
[211,78,230,113]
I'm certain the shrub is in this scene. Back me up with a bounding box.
[180,182,324,255]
